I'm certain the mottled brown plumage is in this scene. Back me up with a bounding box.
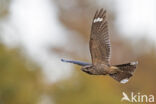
[61,9,138,84]
[90,9,110,65]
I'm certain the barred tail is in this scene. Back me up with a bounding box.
[109,61,138,84]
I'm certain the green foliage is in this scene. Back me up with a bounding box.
[50,70,122,104]
[0,44,43,104]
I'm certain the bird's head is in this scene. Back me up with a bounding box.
[81,65,94,74]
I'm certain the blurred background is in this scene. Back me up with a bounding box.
[0,0,156,104]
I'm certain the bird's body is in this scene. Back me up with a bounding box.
[82,64,109,75]
[61,9,138,84]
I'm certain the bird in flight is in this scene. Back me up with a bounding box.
[61,9,138,84]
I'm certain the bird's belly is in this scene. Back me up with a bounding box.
[95,65,109,75]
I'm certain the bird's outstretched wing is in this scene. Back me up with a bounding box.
[61,59,91,66]
[90,9,111,65]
